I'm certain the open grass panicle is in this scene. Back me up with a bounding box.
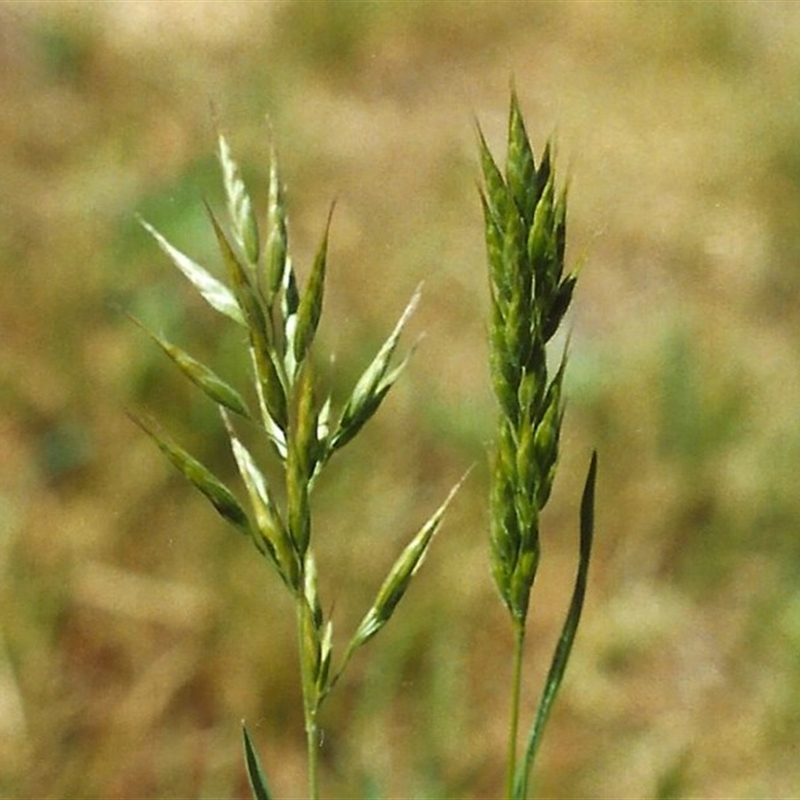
[134,132,461,800]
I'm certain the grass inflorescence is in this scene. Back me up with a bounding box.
[133,93,596,799]
[478,91,597,799]
[133,132,462,800]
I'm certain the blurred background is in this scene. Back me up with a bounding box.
[2,2,800,797]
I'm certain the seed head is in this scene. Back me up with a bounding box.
[481,92,577,622]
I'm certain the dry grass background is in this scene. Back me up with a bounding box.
[2,2,800,798]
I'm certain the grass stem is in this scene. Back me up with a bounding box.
[297,597,320,800]
[506,620,526,800]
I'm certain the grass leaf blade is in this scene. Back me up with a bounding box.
[242,723,272,800]
[514,450,597,800]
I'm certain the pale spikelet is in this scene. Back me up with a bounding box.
[264,146,288,303]
[138,217,244,325]
[224,412,299,591]
[331,285,421,453]
[129,412,250,537]
[349,472,467,650]
[218,132,260,265]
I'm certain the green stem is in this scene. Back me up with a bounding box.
[306,706,319,800]
[296,600,320,800]
[506,619,526,800]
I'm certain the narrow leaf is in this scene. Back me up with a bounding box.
[129,412,250,535]
[138,217,244,325]
[218,133,260,264]
[242,723,272,800]
[129,315,250,418]
[514,451,597,800]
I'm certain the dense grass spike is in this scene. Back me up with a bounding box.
[480,94,596,798]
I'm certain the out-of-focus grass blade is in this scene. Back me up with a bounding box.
[128,314,251,418]
[242,722,272,800]
[138,217,244,325]
[514,450,597,800]
[129,412,251,537]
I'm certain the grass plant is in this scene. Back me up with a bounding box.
[132,131,463,800]
[133,94,595,799]
[478,91,597,799]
